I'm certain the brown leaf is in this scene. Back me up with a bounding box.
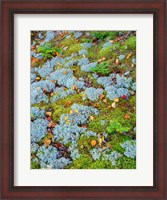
[93,103,100,108]
[106,143,112,149]
[65,101,72,108]
[99,94,105,100]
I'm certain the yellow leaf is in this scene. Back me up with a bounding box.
[114,98,119,102]
[90,116,94,121]
[98,138,103,147]
[126,53,132,59]
[36,77,40,81]
[111,102,116,108]
[44,139,51,147]
[74,109,79,113]
[103,99,107,103]
[64,116,69,120]
[108,105,112,109]
[101,57,106,61]
[70,110,73,115]
[116,59,119,64]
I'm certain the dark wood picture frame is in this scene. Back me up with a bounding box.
[1,0,166,199]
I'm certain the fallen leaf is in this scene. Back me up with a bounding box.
[93,103,100,108]
[124,114,131,119]
[54,142,63,149]
[98,138,103,147]
[82,125,87,128]
[70,110,73,115]
[47,116,52,121]
[90,116,94,121]
[63,70,68,75]
[50,92,54,97]
[90,140,96,147]
[65,101,72,108]
[114,98,119,102]
[126,53,132,59]
[103,99,107,103]
[106,143,112,149]
[44,139,51,146]
[116,59,119,64]
[108,105,112,109]
[45,111,52,117]
[111,102,116,108]
[48,133,54,139]
[36,77,41,81]
[72,85,78,90]
[74,109,79,113]
[99,94,105,100]
[121,94,127,99]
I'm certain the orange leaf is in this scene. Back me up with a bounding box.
[124,114,131,119]
[63,70,68,75]
[90,140,96,147]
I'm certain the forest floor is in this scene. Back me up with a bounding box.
[31,30,136,169]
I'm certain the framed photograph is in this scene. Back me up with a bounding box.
[1,0,166,199]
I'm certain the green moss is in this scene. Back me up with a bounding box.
[80,38,92,43]
[129,95,136,107]
[116,156,136,169]
[69,154,93,169]
[90,159,113,169]
[60,38,74,47]
[98,43,120,59]
[124,36,136,50]
[52,104,69,122]
[78,136,97,153]
[108,134,131,154]
[31,160,40,169]
[63,43,82,56]
[50,94,83,121]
